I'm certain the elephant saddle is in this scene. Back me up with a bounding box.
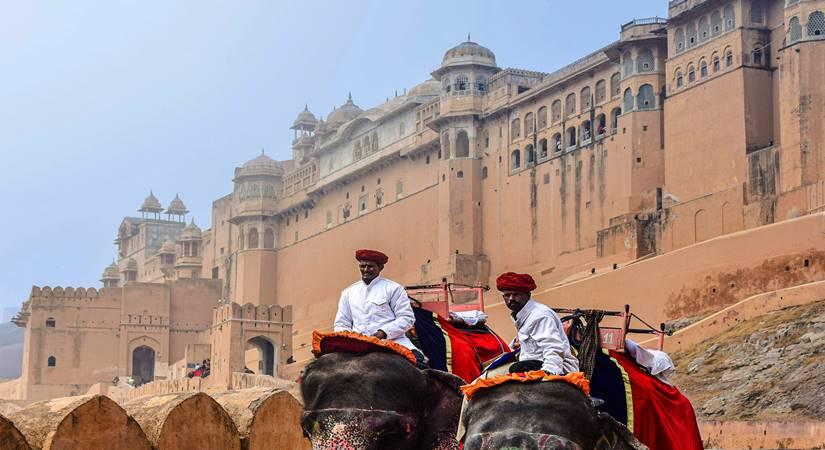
[311,330,417,365]
[460,370,591,399]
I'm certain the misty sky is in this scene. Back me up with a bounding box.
[0,1,667,312]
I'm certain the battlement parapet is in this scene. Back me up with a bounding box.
[30,285,100,300]
[213,302,293,325]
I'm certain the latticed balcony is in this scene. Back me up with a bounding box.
[282,163,318,197]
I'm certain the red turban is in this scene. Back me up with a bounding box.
[496,272,536,292]
[355,249,389,265]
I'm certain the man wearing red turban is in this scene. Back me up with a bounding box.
[334,249,426,364]
[497,272,578,375]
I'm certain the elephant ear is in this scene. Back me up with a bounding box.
[595,412,649,450]
[420,369,464,450]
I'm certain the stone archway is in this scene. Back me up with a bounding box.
[132,345,155,385]
[245,336,276,376]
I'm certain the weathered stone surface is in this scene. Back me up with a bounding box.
[212,388,310,450]
[0,412,29,450]
[123,392,240,450]
[8,394,150,450]
[672,300,825,421]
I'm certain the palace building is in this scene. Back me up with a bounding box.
[5,0,825,404]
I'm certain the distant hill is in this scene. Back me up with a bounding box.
[0,323,23,378]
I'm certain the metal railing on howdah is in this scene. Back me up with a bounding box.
[553,304,672,351]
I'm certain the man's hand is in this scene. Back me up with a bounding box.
[372,330,387,340]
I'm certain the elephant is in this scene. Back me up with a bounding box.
[461,380,647,450]
[300,351,465,450]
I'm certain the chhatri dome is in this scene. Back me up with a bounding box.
[139,190,163,213]
[236,151,284,179]
[101,262,119,281]
[292,105,318,129]
[327,93,363,127]
[160,240,176,254]
[408,79,441,97]
[180,221,202,240]
[165,194,188,216]
[440,36,497,70]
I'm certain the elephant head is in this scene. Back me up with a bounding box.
[301,351,463,450]
[462,381,646,450]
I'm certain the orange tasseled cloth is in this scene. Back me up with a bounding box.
[311,330,417,365]
[460,371,590,399]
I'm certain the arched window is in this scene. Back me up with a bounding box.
[565,93,576,117]
[239,229,245,250]
[750,2,764,23]
[610,72,621,98]
[353,142,362,160]
[46,317,56,328]
[441,133,451,159]
[622,52,634,76]
[675,27,685,53]
[623,88,634,111]
[595,80,606,104]
[724,5,735,30]
[725,48,734,66]
[248,228,259,249]
[637,49,654,73]
[637,84,655,109]
[455,74,469,92]
[687,21,698,47]
[698,16,710,42]
[524,112,535,136]
[538,138,548,159]
[808,11,825,36]
[700,59,708,77]
[611,107,621,132]
[565,127,577,148]
[264,228,274,248]
[525,144,535,165]
[596,114,606,136]
[753,47,763,66]
[552,133,562,153]
[476,76,487,93]
[455,130,470,158]
[712,53,720,72]
[789,16,802,42]
[537,106,548,129]
[511,118,521,141]
[580,87,592,111]
[481,166,488,179]
[442,77,451,94]
[511,150,521,171]
[688,65,696,82]
[711,10,722,35]
[48,356,56,367]
[362,135,370,154]
[580,120,592,142]
[551,100,562,123]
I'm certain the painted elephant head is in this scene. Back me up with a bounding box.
[300,351,464,450]
[462,381,647,450]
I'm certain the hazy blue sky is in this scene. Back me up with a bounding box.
[0,1,667,312]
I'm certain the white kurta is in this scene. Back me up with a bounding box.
[514,299,579,375]
[333,277,417,350]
